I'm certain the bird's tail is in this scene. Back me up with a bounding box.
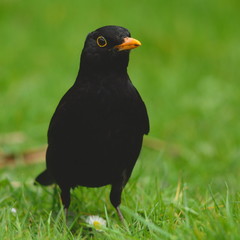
[35,169,55,186]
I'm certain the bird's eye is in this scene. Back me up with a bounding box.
[96,36,107,47]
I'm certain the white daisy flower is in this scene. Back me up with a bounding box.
[85,215,106,231]
[11,208,17,213]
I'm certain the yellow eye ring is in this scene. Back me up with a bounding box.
[96,36,107,47]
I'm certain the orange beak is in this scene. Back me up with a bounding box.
[114,37,141,51]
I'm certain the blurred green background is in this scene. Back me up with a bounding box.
[0,0,240,189]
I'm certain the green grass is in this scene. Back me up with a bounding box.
[1,152,240,239]
[1,0,240,239]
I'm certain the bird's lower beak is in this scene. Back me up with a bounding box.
[114,37,141,51]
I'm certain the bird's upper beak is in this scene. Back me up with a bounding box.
[114,37,141,51]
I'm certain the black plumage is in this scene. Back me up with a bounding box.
[35,25,149,220]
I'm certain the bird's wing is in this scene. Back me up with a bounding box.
[130,84,150,135]
[47,85,90,144]
[137,92,149,135]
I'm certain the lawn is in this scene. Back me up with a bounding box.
[0,0,240,239]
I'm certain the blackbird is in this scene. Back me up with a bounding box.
[35,25,149,221]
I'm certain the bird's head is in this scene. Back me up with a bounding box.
[79,26,141,76]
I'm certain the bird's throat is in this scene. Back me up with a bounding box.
[77,51,129,82]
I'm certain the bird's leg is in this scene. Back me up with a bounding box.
[51,185,58,210]
[64,208,68,218]
[60,186,71,219]
[110,183,125,223]
[116,206,124,223]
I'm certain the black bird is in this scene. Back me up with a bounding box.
[35,25,149,221]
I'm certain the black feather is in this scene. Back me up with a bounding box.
[35,25,149,220]
[35,169,54,186]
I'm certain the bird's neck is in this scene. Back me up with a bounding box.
[75,68,129,86]
[76,58,129,84]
